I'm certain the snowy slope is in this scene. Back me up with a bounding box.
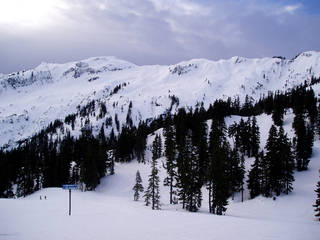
[0,113,319,240]
[1,52,320,147]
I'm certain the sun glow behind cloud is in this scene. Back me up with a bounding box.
[283,4,302,14]
[0,0,319,74]
[0,0,69,28]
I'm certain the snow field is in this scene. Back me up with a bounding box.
[1,113,320,239]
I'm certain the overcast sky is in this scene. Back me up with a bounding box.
[0,0,319,73]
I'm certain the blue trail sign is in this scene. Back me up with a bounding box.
[62,184,78,215]
[62,184,78,190]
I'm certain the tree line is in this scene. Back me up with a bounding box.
[0,84,318,204]
[132,85,318,215]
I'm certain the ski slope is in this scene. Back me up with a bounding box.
[1,114,319,240]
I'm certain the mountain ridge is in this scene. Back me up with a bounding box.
[0,51,320,147]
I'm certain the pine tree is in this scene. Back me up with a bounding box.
[163,121,177,204]
[272,94,285,126]
[135,122,147,163]
[115,114,120,132]
[229,148,241,200]
[175,136,188,209]
[152,134,162,160]
[250,116,260,157]
[313,170,320,221]
[156,134,162,159]
[106,150,115,175]
[192,112,208,191]
[58,132,74,185]
[241,95,254,116]
[277,127,295,194]
[247,151,264,199]
[184,131,202,212]
[133,170,144,201]
[305,88,317,125]
[207,118,230,215]
[79,126,100,191]
[144,137,161,210]
[261,125,295,197]
[239,154,245,202]
[97,125,107,178]
[293,113,314,171]
[228,122,239,147]
[238,118,247,155]
[264,125,280,196]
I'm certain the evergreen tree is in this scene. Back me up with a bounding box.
[133,170,144,201]
[16,146,35,198]
[134,122,147,163]
[144,137,161,210]
[262,125,295,197]
[58,132,74,185]
[241,95,254,116]
[265,125,280,196]
[272,94,285,126]
[106,150,115,175]
[79,126,100,191]
[115,126,136,162]
[229,117,260,158]
[277,127,295,195]
[238,118,247,155]
[293,113,314,171]
[175,135,188,209]
[155,134,162,159]
[70,163,80,184]
[108,128,117,149]
[305,88,317,125]
[163,121,177,204]
[192,111,208,190]
[207,118,230,215]
[239,154,245,202]
[184,131,202,212]
[115,114,120,132]
[313,170,320,221]
[229,148,241,200]
[97,125,107,178]
[126,101,133,128]
[247,151,264,199]
[250,116,260,157]
[317,105,320,139]
[228,122,239,147]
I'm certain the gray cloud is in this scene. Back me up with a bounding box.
[0,0,319,73]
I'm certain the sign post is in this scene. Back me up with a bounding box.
[62,184,78,216]
[69,189,71,215]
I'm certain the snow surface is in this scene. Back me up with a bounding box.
[1,113,320,240]
[1,51,320,147]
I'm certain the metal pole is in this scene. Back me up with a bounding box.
[69,189,71,216]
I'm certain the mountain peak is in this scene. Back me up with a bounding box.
[1,51,320,147]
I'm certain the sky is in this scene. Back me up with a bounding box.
[0,0,319,73]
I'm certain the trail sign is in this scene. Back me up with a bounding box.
[62,184,78,190]
[62,184,78,215]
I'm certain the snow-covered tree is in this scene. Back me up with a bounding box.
[133,170,144,201]
[313,170,320,221]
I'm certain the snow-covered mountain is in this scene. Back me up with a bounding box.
[1,51,320,147]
